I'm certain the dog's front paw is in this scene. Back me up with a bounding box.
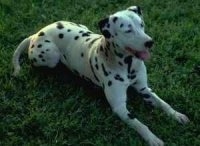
[174,111,190,124]
[147,133,164,146]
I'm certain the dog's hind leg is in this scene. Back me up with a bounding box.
[28,39,60,68]
[104,83,164,146]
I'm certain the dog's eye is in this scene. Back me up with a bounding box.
[124,24,133,33]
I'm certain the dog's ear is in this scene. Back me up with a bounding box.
[98,17,109,31]
[127,6,143,16]
[98,17,112,38]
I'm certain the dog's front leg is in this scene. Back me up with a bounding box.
[132,65,190,124]
[104,83,164,146]
[135,86,190,124]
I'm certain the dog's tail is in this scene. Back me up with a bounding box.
[12,37,31,76]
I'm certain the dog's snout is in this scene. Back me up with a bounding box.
[144,40,154,48]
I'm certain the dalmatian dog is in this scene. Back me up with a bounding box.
[12,6,190,146]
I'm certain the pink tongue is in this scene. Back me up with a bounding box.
[137,50,150,60]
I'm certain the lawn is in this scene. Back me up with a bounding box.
[0,0,200,146]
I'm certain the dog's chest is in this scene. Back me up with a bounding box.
[90,54,144,88]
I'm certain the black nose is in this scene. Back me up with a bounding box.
[145,40,154,48]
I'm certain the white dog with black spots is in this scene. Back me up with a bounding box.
[13,6,190,146]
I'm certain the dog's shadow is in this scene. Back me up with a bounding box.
[29,62,108,107]
[29,61,140,108]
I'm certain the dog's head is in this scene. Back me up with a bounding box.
[98,6,153,60]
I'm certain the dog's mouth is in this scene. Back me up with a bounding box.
[125,47,150,60]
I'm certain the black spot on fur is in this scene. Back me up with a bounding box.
[108,81,112,86]
[128,113,136,119]
[67,29,71,32]
[102,83,105,90]
[107,23,110,28]
[46,49,49,52]
[45,40,50,43]
[63,55,67,59]
[131,70,135,74]
[106,42,110,50]
[88,37,101,48]
[31,44,34,48]
[125,29,132,33]
[142,94,151,99]
[100,46,104,51]
[38,31,45,36]
[56,22,64,29]
[102,30,111,38]
[95,57,98,62]
[38,44,42,48]
[38,54,43,58]
[114,74,124,82]
[86,38,91,42]
[42,59,45,62]
[81,52,84,57]
[133,81,137,85]
[89,58,100,82]
[74,36,79,40]
[140,87,146,91]
[124,56,133,73]
[127,69,136,79]
[118,62,123,66]
[82,32,90,37]
[112,42,116,48]
[95,64,99,70]
[113,17,118,23]
[128,74,136,80]
[41,51,45,54]
[79,30,84,33]
[101,63,109,76]
[114,50,123,58]
[104,43,110,57]
[58,33,64,39]
[120,23,124,28]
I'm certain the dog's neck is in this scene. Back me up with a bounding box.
[97,36,140,68]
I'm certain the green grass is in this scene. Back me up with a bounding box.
[0,0,200,145]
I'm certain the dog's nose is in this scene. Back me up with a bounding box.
[144,40,154,48]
